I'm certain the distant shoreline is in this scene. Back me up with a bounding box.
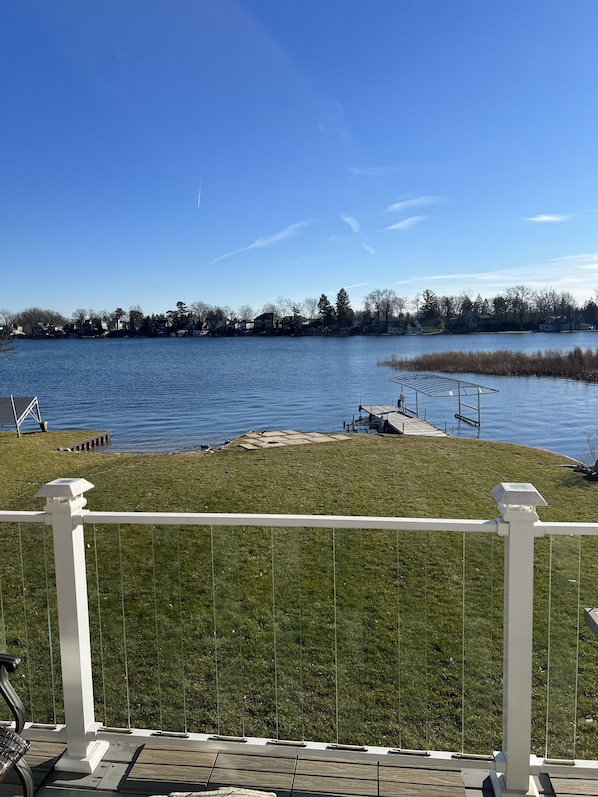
[12,327,598,342]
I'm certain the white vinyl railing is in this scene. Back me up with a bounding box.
[1,478,597,797]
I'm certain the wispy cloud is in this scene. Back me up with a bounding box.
[548,253,598,264]
[385,215,428,231]
[557,253,598,271]
[340,213,361,233]
[390,255,596,303]
[209,220,313,265]
[362,243,375,255]
[385,195,439,214]
[525,214,568,222]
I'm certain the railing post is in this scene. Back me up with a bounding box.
[35,478,109,774]
[491,482,547,797]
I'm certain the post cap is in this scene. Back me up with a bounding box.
[492,482,547,507]
[35,478,95,499]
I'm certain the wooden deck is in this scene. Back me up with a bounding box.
[359,406,447,437]
[43,743,492,797]
[6,740,598,797]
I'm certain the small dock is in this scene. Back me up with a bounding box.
[58,432,111,451]
[359,405,447,437]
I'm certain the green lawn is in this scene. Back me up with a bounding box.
[1,430,598,758]
[0,429,592,520]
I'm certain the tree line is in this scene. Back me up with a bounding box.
[2,284,598,339]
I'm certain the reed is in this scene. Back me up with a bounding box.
[381,347,598,382]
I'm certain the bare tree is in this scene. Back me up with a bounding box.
[237,304,255,321]
[532,287,559,319]
[366,288,398,331]
[505,285,533,329]
[303,297,319,321]
[395,295,408,321]
[270,296,304,316]
[0,309,14,356]
[556,290,577,319]
[128,305,144,330]
[13,307,66,331]
[188,301,213,326]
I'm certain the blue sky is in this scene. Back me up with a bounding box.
[2,0,597,319]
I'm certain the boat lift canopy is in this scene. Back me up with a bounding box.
[390,373,499,427]
[0,396,46,437]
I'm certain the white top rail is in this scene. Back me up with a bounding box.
[0,510,47,522]
[537,521,598,536]
[84,510,501,533]
[4,508,598,538]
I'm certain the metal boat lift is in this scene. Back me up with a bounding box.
[0,396,46,437]
[390,373,499,427]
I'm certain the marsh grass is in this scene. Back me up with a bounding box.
[1,432,598,756]
[381,347,598,382]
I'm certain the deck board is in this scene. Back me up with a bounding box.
[360,406,447,437]
[117,746,470,797]
[121,747,217,793]
[379,766,464,785]
[5,738,596,797]
[0,741,65,797]
[550,778,598,796]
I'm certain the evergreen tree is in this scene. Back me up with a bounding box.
[419,289,439,321]
[335,288,354,327]
[317,294,335,327]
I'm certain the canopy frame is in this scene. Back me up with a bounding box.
[390,373,499,428]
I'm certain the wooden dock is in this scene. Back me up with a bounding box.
[58,431,111,451]
[360,406,447,437]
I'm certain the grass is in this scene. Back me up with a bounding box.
[381,347,598,382]
[0,428,591,519]
[1,429,598,758]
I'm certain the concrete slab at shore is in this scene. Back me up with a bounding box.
[234,430,351,450]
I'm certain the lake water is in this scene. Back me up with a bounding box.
[2,332,598,461]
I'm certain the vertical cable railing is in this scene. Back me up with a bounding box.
[7,482,598,790]
[540,534,584,760]
[211,524,245,737]
[270,525,305,741]
[0,522,60,725]
[40,527,58,724]
[0,517,580,756]
[91,525,108,727]
[16,524,34,715]
[175,528,188,733]
[461,532,500,754]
